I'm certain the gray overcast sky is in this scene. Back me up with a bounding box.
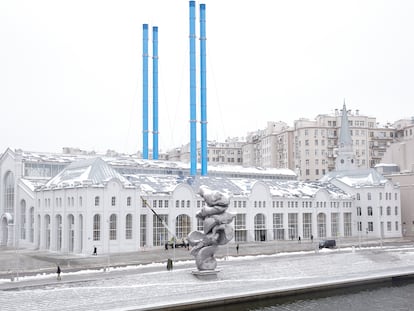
[1,0,413,155]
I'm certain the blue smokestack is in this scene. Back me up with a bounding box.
[142,24,149,159]
[189,1,197,176]
[200,4,207,175]
[152,26,159,160]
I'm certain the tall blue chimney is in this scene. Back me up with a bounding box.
[152,26,159,160]
[189,1,197,176]
[142,24,149,159]
[200,4,207,175]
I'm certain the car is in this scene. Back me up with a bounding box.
[319,239,336,249]
[165,238,189,249]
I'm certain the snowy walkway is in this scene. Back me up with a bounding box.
[1,245,414,311]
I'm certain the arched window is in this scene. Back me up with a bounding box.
[356,193,360,200]
[254,213,267,241]
[56,214,62,251]
[45,214,51,249]
[126,197,131,206]
[109,214,117,240]
[395,206,398,216]
[20,200,26,239]
[93,214,101,241]
[317,213,326,238]
[94,196,100,206]
[357,207,362,216]
[175,214,191,239]
[29,207,34,243]
[79,214,83,252]
[125,214,132,239]
[68,214,74,252]
[386,206,391,216]
[4,171,15,215]
[367,206,373,216]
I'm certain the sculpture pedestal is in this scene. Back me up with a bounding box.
[191,269,220,281]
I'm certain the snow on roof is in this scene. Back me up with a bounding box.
[20,178,47,191]
[19,149,296,178]
[45,158,131,188]
[320,168,388,187]
[17,151,350,199]
[263,180,350,199]
[123,174,350,199]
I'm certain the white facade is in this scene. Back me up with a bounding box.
[0,147,402,255]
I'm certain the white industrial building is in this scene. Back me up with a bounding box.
[0,106,402,254]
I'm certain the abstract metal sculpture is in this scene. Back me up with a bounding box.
[188,186,235,273]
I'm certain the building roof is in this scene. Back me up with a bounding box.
[17,149,296,179]
[45,157,131,188]
[320,168,388,187]
[32,157,350,200]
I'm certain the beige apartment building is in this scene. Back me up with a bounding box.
[242,107,398,181]
[380,128,414,237]
[165,107,413,184]
[168,138,244,166]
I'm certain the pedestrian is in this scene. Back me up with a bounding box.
[298,236,301,244]
[93,246,97,256]
[165,242,168,250]
[167,258,173,271]
[236,244,239,254]
[311,235,314,243]
[56,265,61,281]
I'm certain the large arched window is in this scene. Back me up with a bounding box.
[254,213,267,241]
[68,214,75,252]
[109,214,117,240]
[93,214,101,241]
[4,171,15,215]
[45,214,51,249]
[56,214,62,251]
[175,214,191,239]
[125,214,132,239]
[78,214,83,252]
[20,199,26,239]
[317,213,326,238]
[29,207,34,243]
[288,213,298,240]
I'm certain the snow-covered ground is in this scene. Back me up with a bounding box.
[1,246,414,311]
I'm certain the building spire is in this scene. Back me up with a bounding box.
[335,100,356,171]
[339,101,353,149]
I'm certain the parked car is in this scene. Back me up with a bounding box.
[319,239,336,249]
[165,238,189,249]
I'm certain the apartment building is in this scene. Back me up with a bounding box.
[241,106,400,181]
[169,138,244,166]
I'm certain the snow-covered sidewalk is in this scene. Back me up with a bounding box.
[1,245,414,311]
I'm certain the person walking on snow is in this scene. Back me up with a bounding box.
[56,265,61,280]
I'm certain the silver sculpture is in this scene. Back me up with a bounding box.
[187,186,235,272]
